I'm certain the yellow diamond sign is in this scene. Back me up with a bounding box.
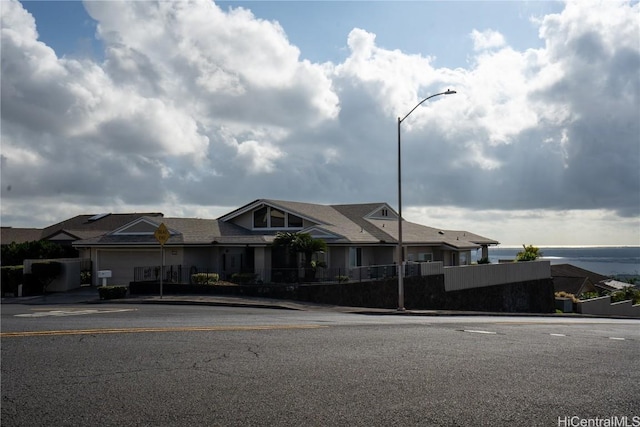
[154,223,170,246]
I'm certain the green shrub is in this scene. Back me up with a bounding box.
[477,257,491,264]
[191,273,219,285]
[578,291,600,301]
[80,269,92,285]
[231,272,258,285]
[98,286,128,300]
[610,287,640,304]
[1,240,77,266]
[335,275,350,283]
[516,244,542,262]
[1,266,23,295]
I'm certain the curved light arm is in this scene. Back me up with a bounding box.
[399,89,456,123]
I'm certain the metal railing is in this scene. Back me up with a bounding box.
[132,260,550,288]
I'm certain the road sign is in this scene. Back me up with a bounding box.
[154,223,170,246]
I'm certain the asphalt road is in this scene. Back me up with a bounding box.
[1,303,639,426]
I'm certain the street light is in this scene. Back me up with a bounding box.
[397,89,456,311]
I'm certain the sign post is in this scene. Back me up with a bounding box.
[154,223,170,298]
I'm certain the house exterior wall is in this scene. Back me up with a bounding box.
[440,249,466,266]
[329,247,349,274]
[95,248,162,286]
[406,246,435,263]
[368,246,394,265]
[183,247,216,271]
[220,247,253,279]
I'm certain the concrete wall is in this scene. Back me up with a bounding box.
[23,258,89,292]
[444,261,551,291]
[576,296,640,318]
[273,275,554,312]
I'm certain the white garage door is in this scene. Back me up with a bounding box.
[97,250,160,285]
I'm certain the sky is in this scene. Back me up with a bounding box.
[1,0,639,247]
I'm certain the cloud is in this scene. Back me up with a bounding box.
[1,0,638,246]
[471,29,506,51]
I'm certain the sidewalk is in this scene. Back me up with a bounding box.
[3,287,637,318]
[1,286,304,309]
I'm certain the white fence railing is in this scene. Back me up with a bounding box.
[443,261,551,291]
[576,296,640,318]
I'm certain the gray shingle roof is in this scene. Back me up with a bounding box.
[41,213,164,240]
[74,199,499,249]
[0,227,43,245]
[551,264,623,293]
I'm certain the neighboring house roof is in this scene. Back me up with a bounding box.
[552,276,597,296]
[0,227,44,245]
[551,264,621,294]
[41,213,164,241]
[598,279,631,292]
[74,199,499,249]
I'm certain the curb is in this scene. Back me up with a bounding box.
[3,294,640,319]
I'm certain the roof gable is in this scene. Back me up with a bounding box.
[219,199,325,228]
[46,230,81,241]
[41,212,164,240]
[363,203,397,220]
[302,226,343,240]
[111,218,166,235]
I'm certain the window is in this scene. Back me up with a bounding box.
[418,253,433,262]
[253,207,268,228]
[253,206,304,229]
[270,209,285,228]
[459,252,468,266]
[349,247,362,268]
[288,213,303,228]
[381,208,388,217]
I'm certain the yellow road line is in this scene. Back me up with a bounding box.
[0,324,328,338]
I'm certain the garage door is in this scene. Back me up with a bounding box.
[97,250,160,285]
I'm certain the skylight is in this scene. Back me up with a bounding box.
[88,213,110,221]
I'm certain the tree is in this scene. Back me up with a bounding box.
[1,240,76,266]
[516,245,542,262]
[273,232,327,281]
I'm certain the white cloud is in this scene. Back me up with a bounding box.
[236,139,284,174]
[1,0,638,246]
[471,29,506,51]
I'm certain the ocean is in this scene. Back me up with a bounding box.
[472,246,640,277]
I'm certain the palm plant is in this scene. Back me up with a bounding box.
[273,232,327,281]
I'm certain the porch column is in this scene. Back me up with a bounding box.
[481,245,489,260]
[254,247,270,283]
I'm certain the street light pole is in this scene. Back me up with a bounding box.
[397,89,456,311]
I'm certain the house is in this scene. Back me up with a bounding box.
[551,263,628,296]
[40,212,164,248]
[0,213,164,249]
[73,199,499,286]
[0,227,44,246]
